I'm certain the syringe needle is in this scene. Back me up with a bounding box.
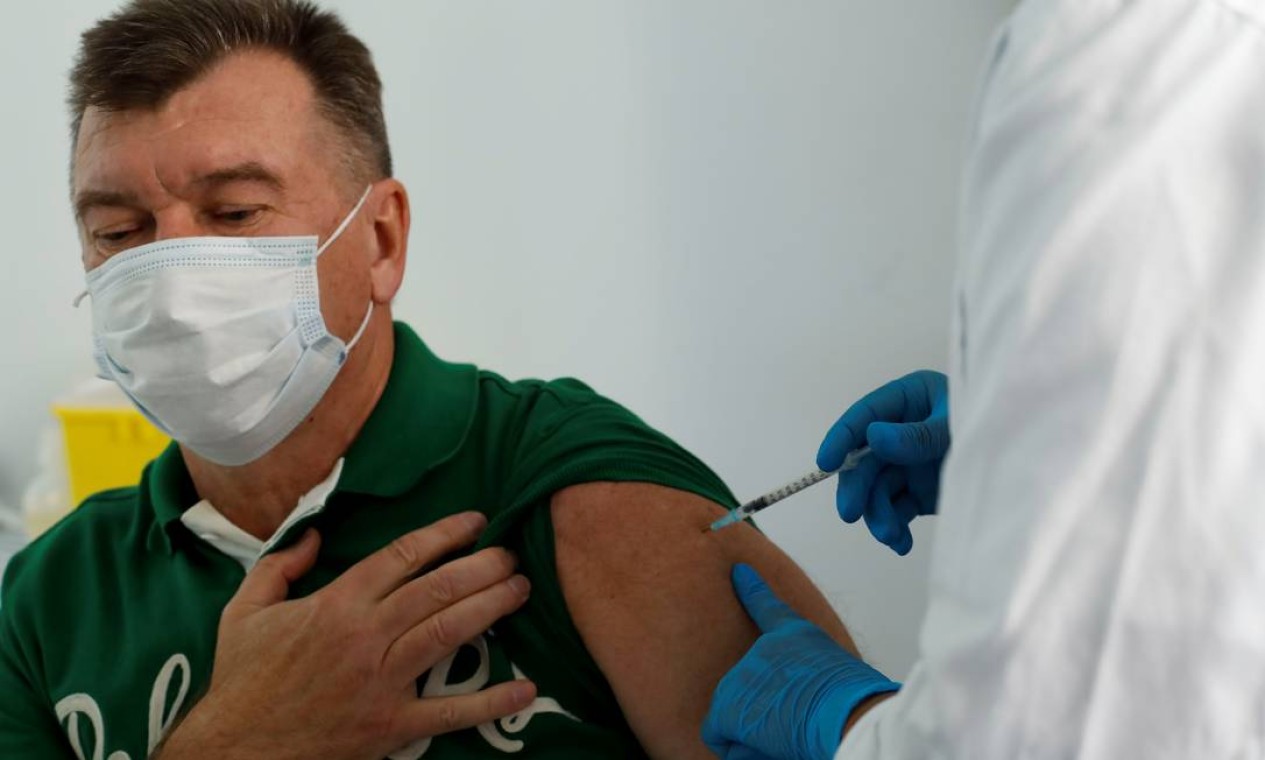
[707,446,872,533]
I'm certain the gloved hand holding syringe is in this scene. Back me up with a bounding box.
[708,446,872,532]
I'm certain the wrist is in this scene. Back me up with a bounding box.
[151,703,211,760]
[842,690,897,740]
[153,696,248,760]
[810,673,900,759]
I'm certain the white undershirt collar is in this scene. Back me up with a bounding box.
[179,459,344,572]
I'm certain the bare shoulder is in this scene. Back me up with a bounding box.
[551,481,855,759]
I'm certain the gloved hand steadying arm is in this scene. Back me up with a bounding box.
[702,565,900,760]
[818,370,949,555]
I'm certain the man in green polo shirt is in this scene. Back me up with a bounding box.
[0,1,863,758]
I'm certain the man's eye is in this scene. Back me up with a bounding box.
[95,228,137,244]
[217,208,260,224]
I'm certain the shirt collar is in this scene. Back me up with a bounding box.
[179,458,344,572]
[337,322,478,497]
[144,322,479,552]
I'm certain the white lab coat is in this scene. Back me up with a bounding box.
[839,0,1265,757]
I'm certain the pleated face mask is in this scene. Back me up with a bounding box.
[79,186,374,466]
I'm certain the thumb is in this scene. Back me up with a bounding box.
[867,417,949,465]
[225,529,321,620]
[732,564,799,633]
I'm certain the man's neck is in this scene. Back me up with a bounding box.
[182,316,396,541]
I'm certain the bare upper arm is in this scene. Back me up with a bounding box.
[551,481,858,760]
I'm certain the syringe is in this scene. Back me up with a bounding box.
[708,446,872,532]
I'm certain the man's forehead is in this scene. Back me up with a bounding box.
[75,109,289,193]
[72,50,323,192]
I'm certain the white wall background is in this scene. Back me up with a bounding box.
[0,0,1013,678]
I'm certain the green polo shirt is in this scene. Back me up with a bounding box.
[0,322,736,760]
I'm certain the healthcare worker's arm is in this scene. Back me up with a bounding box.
[551,482,859,760]
[843,1,1265,757]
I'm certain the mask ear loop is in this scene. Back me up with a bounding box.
[320,184,377,359]
[344,301,375,355]
[316,185,374,257]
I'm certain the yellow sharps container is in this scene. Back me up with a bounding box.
[52,379,170,506]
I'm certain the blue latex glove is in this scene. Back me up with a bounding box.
[817,370,949,555]
[726,749,780,760]
[702,565,900,760]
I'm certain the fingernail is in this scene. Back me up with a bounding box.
[463,511,489,530]
[511,680,536,705]
[509,575,531,597]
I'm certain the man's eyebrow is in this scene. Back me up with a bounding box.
[73,163,285,221]
[192,161,286,192]
[73,189,141,221]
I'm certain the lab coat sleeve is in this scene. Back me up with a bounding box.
[839,0,1265,757]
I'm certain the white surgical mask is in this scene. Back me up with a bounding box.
[79,186,375,466]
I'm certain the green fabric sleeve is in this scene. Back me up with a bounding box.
[488,378,737,525]
[0,557,76,759]
[474,378,738,752]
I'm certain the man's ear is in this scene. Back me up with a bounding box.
[367,178,410,304]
